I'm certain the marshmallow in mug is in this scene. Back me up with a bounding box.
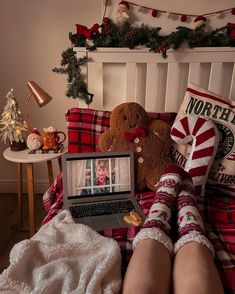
[43,126,56,132]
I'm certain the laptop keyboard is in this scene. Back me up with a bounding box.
[70,200,135,218]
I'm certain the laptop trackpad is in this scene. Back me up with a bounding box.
[91,215,123,231]
[77,218,92,227]
[77,215,129,231]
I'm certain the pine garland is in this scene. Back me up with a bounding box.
[52,47,93,105]
[53,19,235,105]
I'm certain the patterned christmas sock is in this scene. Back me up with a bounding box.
[174,174,215,257]
[133,165,188,255]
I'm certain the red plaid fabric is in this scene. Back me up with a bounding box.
[203,185,235,293]
[65,108,111,153]
[42,108,235,292]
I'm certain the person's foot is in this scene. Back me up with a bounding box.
[174,174,215,257]
[133,165,188,255]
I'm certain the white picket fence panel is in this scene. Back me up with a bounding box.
[74,47,235,112]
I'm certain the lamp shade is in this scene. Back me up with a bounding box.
[27,81,52,107]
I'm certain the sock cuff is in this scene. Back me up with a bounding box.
[163,165,189,179]
[174,232,215,258]
[132,227,173,255]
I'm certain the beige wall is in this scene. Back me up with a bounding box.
[0,0,102,193]
[0,0,234,193]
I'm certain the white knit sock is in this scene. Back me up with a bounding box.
[174,176,215,257]
[133,165,188,255]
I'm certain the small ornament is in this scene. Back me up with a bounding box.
[181,15,187,22]
[166,12,171,18]
[193,15,210,34]
[193,15,207,27]
[115,1,130,25]
[27,128,43,151]
[217,11,225,19]
[152,9,158,17]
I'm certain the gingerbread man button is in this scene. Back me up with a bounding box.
[134,137,140,144]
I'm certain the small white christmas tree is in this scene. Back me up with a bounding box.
[0,89,28,145]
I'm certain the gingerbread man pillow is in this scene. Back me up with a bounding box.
[98,102,172,192]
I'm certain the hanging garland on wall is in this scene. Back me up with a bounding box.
[53,2,235,105]
[115,1,235,23]
[52,47,93,105]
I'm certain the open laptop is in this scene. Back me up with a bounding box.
[62,151,145,231]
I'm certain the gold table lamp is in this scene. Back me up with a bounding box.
[25,81,52,130]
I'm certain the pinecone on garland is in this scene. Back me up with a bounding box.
[69,32,86,47]
[123,30,139,49]
[102,17,113,36]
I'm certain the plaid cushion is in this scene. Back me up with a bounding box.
[65,108,111,153]
[65,107,176,153]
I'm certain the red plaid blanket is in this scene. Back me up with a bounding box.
[42,175,235,292]
[42,108,235,292]
[203,186,235,292]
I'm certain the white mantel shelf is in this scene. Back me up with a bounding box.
[74,46,235,53]
[74,47,235,63]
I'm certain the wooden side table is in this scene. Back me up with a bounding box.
[3,147,67,236]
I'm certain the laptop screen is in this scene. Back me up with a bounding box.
[62,151,134,200]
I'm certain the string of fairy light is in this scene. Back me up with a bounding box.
[103,0,235,23]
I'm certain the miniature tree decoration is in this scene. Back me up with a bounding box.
[0,89,28,150]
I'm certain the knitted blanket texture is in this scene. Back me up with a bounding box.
[0,210,122,294]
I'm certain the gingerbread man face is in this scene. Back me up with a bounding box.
[110,102,149,134]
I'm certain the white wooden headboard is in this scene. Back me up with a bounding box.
[74,47,235,112]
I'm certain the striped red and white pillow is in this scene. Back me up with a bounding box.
[169,82,235,197]
[171,115,219,198]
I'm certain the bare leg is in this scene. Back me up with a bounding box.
[173,242,224,294]
[122,239,171,294]
[123,166,187,294]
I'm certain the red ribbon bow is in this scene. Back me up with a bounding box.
[76,23,100,39]
[124,127,147,142]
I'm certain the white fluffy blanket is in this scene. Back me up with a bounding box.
[0,210,122,294]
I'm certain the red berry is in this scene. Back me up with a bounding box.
[181,15,187,22]
[152,10,158,17]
